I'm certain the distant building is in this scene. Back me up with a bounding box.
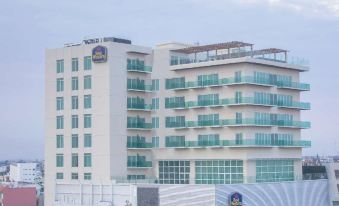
[0,186,37,206]
[9,163,37,183]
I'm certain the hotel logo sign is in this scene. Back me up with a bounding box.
[92,45,107,63]
[229,192,243,206]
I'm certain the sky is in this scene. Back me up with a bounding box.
[0,0,338,160]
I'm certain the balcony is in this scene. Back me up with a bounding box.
[165,139,311,148]
[127,84,153,92]
[169,97,310,110]
[127,122,152,130]
[127,161,152,168]
[127,142,153,149]
[127,103,152,111]
[127,63,152,73]
[167,76,310,91]
[169,119,310,129]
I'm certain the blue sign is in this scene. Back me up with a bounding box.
[229,192,243,206]
[92,45,107,63]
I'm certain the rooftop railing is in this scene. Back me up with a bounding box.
[170,53,309,67]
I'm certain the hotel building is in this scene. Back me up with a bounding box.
[45,38,311,205]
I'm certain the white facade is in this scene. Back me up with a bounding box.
[45,38,310,206]
[9,163,37,183]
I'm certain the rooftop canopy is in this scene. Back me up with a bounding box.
[252,48,288,56]
[171,41,253,54]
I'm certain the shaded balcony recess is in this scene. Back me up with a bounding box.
[170,41,308,67]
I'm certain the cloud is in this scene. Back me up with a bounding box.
[233,0,339,18]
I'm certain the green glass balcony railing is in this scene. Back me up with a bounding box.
[127,122,152,129]
[127,103,152,110]
[170,118,310,129]
[127,142,153,148]
[277,81,310,91]
[127,84,153,92]
[127,161,152,168]
[127,63,152,73]
[168,97,310,110]
[167,76,310,91]
[165,139,311,148]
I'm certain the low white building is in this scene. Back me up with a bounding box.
[9,163,38,183]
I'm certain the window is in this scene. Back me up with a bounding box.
[197,114,219,126]
[335,170,339,179]
[152,79,160,91]
[127,174,145,180]
[165,116,185,128]
[56,60,64,73]
[127,155,150,167]
[72,58,78,72]
[72,77,78,90]
[198,134,219,146]
[159,161,190,184]
[84,134,92,147]
[56,116,64,129]
[56,97,64,110]
[84,75,92,89]
[56,78,64,92]
[56,154,64,167]
[84,56,92,70]
[84,153,92,167]
[152,98,159,110]
[255,133,293,146]
[56,173,63,180]
[72,153,78,167]
[71,173,78,180]
[72,134,78,148]
[84,114,92,128]
[72,96,78,110]
[165,136,185,147]
[72,115,78,129]
[56,135,64,148]
[235,91,242,104]
[197,94,219,106]
[256,159,294,183]
[165,77,185,89]
[84,95,92,109]
[84,173,92,180]
[235,71,242,82]
[197,74,218,86]
[236,112,242,124]
[235,133,243,145]
[165,96,185,108]
[152,136,159,148]
[152,117,159,128]
[195,160,243,184]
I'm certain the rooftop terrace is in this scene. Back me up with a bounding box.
[170,41,309,68]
